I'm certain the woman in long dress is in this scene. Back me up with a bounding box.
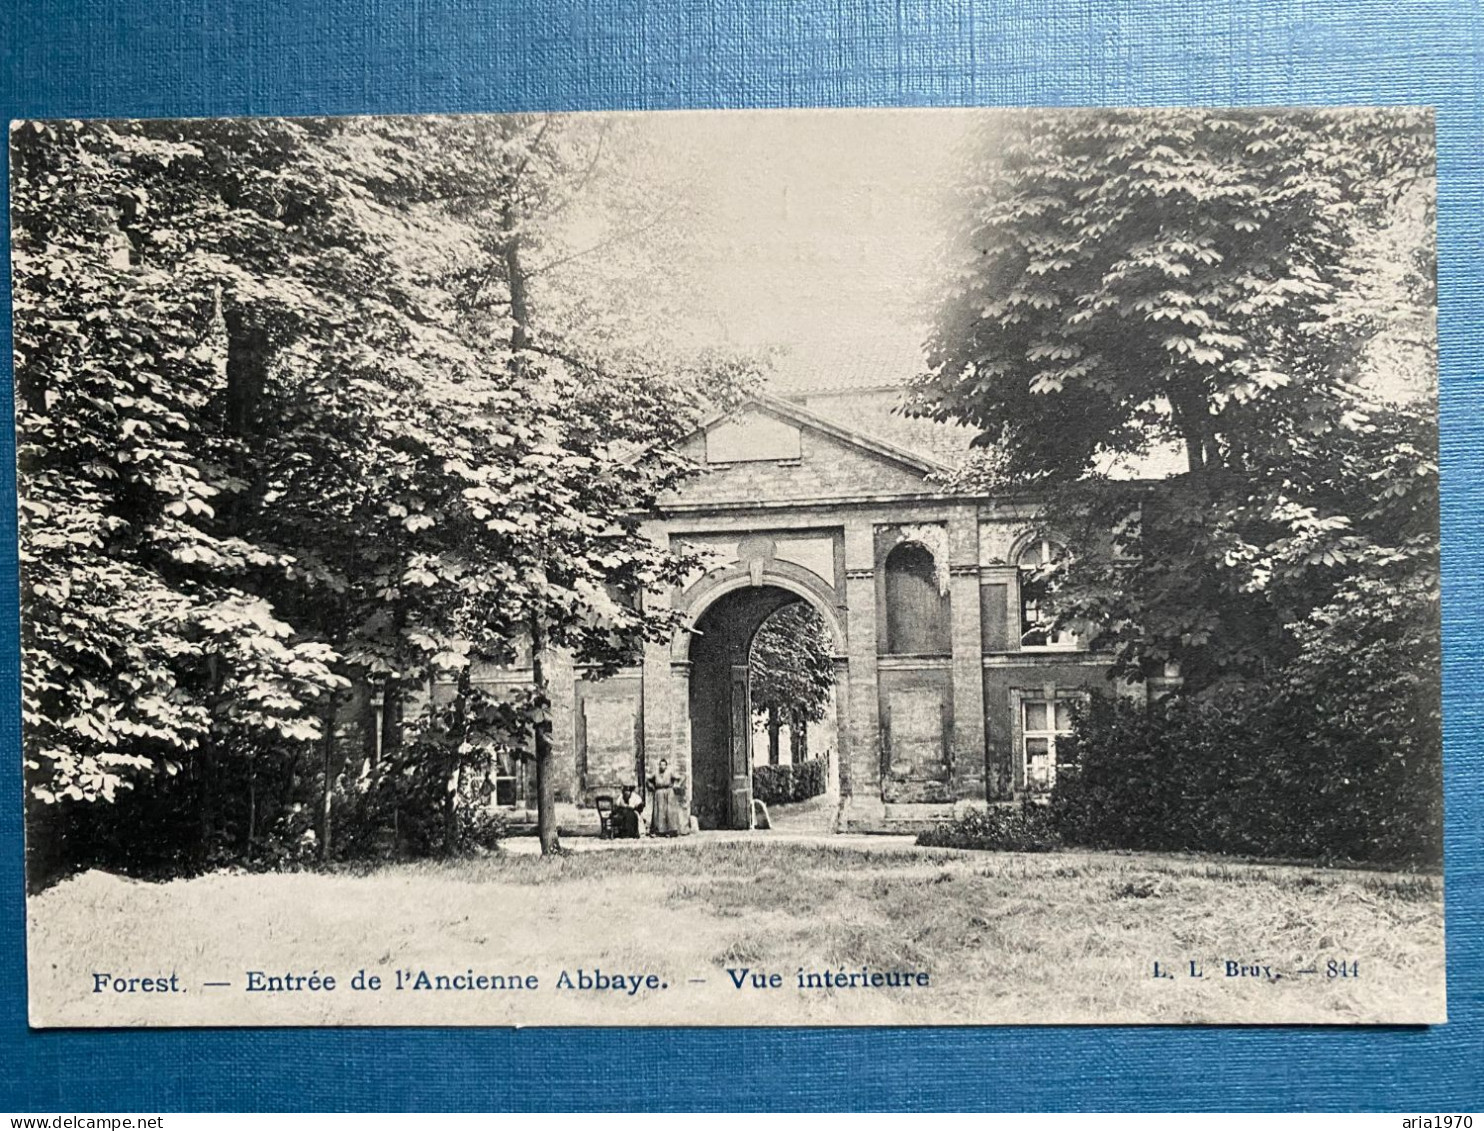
[647,759,685,837]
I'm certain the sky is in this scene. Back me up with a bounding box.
[538,107,1431,478]
[548,108,983,391]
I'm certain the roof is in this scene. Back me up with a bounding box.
[761,339,930,395]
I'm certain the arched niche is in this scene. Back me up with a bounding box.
[882,539,950,655]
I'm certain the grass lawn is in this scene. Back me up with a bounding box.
[28,836,1445,1026]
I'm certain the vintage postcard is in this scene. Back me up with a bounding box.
[13,107,1443,1026]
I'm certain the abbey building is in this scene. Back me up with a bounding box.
[472,387,1155,833]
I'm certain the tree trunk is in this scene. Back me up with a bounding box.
[219,294,282,585]
[767,706,781,766]
[222,300,271,438]
[1203,433,1223,472]
[502,202,530,353]
[443,753,464,857]
[245,751,257,863]
[199,654,224,866]
[195,747,212,866]
[500,202,559,854]
[499,187,559,852]
[531,614,560,855]
[1169,377,1213,476]
[380,681,402,757]
[791,714,808,765]
[443,668,472,856]
[1182,431,1205,474]
[318,698,337,863]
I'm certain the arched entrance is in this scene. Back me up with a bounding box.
[686,584,843,830]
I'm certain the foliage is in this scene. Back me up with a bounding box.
[12,118,362,866]
[911,110,1439,693]
[912,109,1440,865]
[749,601,835,764]
[911,108,1439,687]
[13,113,755,882]
[1052,693,1441,866]
[1022,396,1438,692]
[751,758,828,806]
[365,113,761,852]
[912,108,1433,481]
[915,802,1060,853]
[332,738,511,861]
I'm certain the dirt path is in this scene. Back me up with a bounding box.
[763,793,841,834]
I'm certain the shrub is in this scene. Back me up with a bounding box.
[1052,691,1442,867]
[916,802,1060,852]
[333,739,508,861]
[751,764,788,805]
[752,758,828,805]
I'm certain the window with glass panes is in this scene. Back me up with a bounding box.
[1022,698,1075,791]
[1017,537,1076,649]
[491,747,527,807]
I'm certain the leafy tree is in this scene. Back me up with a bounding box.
[914,109,1440,862]
[914,109,1436,686]
[125,116,534,862]
[912,108,1432,481]
[385,114,741,853]
[748,602,835,765]
[11,120,352,875]
[15,113,763,878]
[1010,370,1437,694]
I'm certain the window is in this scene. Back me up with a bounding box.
[1018,537,1076,650]
[490,747,527,808]
[1022,698,1076,791]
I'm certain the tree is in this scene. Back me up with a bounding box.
[15,112,767,879]
[914,110,1440,862]
[384,115,730,853]
[118,116,532,863]
[912,108,1432,482]
[1053,414,1442,868]
[14,117,611,871]
[913,109,1436,688]
[749,602,835,765]
[11,119,358,877]
[295,114,760,855]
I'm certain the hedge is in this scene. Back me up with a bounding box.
[752,758,827,805]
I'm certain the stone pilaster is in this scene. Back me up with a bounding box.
[830,655,850,798]
[841,519,884,829]
[548,648,578,804]
[639,640,673,774]
[669,660,695,829]
[948,506,987,800]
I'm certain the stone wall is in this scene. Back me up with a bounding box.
[671,414,940,508]
[465,397,1138,833]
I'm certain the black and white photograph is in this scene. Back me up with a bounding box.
[13,107,1442,1026]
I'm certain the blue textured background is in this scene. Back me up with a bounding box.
[2,0,1481,1113]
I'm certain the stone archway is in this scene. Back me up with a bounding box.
[683,580,847,830]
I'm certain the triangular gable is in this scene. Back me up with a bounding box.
[683,393,952,479]
[664,393,953,510]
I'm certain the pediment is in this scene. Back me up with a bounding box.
[704,409,802,463]
[667,395,950,509]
